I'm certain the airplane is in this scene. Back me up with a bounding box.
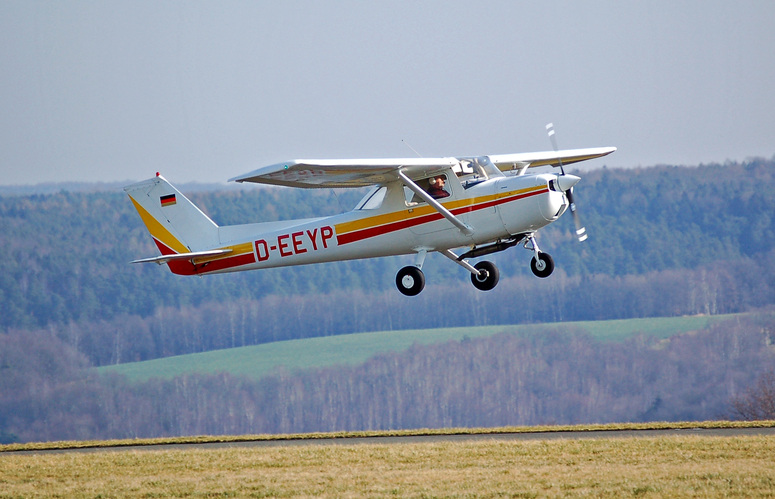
[125,128,615,296]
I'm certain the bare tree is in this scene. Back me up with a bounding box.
[730,369,775,420]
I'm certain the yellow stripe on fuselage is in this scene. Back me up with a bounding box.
[192,242,255,264]
[335,184,544,236]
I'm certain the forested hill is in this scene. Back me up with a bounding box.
[2,158,775,366]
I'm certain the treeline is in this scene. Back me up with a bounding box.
[27,249,775,366]
[0,186,373,331]
[2,158,774,333]
[3,312,774,443]
[2,158,775,368]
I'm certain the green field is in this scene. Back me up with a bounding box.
[98,314,733,382]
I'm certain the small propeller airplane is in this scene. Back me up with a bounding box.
[125,125,615,295]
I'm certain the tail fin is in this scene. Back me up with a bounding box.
[124,174,220,274]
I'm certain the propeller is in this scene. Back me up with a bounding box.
[546,123,587,242]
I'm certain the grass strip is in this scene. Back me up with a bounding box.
[2,420,773,453]
[2,433,775,497]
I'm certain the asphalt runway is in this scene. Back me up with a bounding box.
[8,426,775,455]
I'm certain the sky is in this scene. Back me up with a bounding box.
[1,1,774,186]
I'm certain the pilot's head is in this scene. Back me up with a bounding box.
[430,175,445,186]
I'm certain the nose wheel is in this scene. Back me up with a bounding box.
[530,252,554,278]
[525,234,555,278]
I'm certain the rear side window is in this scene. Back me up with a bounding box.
[356,186,387,210]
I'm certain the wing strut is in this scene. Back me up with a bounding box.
[397,170,474,236]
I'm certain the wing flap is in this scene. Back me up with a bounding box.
[230,158,458,188]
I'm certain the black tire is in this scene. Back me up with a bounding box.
[530,252,555,278]
[471,260,499,291]
[396,266,425,296]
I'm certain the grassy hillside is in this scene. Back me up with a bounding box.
[98,314,733,382]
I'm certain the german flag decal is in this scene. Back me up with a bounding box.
[160,194,177,207]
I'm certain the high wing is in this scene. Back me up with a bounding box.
[230,158,458,188]
[229,147,616,188]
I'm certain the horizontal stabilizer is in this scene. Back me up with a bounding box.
[131,249,233,265]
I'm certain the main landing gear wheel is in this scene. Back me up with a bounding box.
[396,266,425,296]
[530,252,555,278]
[471,260,499,291]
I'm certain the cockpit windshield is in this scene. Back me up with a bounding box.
[453,156,501,188]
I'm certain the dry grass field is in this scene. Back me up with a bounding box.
[2,434,775,497]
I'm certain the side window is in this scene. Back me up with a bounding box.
[425,174,450,199]
[404,185,422,205]
[356,186,387,210]
[404,175,451,205]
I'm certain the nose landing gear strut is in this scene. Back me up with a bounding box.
[525,234,554,278]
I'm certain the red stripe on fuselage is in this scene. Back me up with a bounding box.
[337,187,546,246]
[197,252,256,273]
[336,211,440,245]
[151,238,257,275]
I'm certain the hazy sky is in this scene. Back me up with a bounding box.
[2,1,774,185]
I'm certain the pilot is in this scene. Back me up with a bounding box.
[427,175,450,199]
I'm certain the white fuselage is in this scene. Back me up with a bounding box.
[196,172,568,275]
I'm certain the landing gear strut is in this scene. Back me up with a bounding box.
[441,249,500,292]
[396,236,554,295]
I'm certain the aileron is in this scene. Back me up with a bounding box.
[489,147,617,172]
